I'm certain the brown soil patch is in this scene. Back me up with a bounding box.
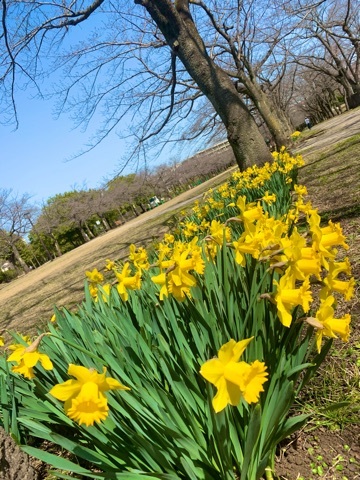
[276,426,360,479]
[0,428,40,480]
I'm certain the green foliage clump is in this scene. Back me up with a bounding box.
[0,151,354,480]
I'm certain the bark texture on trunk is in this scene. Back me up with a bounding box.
[51,235,63,256]
[243,81,291,149]
[12,242,30,273]
[136,0,272,170]
[79,227,90,243]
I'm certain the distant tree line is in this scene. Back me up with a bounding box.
[0,146,235,278]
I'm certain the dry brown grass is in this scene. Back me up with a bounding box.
[0,168,236,339]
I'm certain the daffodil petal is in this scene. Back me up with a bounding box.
[242,361,268,404]
[105,377,130,391]
[23,352,40,368]
[217,339,237,364]
[67,385,109,427]
[224,361,250,388]
[200,358,224,385]
[39,353,53,371]
[231,337,254,362]
[49,379,82,401]
[226,380,242,407]
[68,364,93,383]
[7,348,25,363]
[212,377,230,413]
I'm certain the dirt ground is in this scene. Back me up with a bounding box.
[0,428,40,480]
[0,108,360,479]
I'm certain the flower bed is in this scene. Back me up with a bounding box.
[0,150,354,480]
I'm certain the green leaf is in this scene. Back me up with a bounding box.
[241,404,261,480]
[20,446,97,476]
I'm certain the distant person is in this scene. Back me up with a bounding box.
[304,117,312,129]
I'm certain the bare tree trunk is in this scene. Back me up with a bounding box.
[132,205,139,217]
[12,242,30,274]
[50,234,63,256]
[138,0,272,170]
[244,82,291,148]
[98,214,110,231]
[79,227,90,243]
[84,222,95,239]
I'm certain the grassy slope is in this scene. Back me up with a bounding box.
[297,129,360,426]
[274,116,360,479]
[0,168,236,337]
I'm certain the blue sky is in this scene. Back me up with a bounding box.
[0,11,205,208]
[1,92,141,206]
[1,87,194,208]
[0,16,181,207]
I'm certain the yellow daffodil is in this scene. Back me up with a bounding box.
[294,184,308,197]
[295,199,313,215]
[261,191,276,205]
[308,213,348,269]
[328,258,352,278]
[181,221,199,238]
[49,364,130,427]
[233,235,260,266]
[85,268,105,301]
[200,338,268,412]
[236,196,264,227]
[320,221,349,250]
[320,258,355,300]
[164,233,175,244]
[7,334,53,379]
[290,131,301,141]
[0,336,4,346]
[322,275,355,301]
[129,244,149,271]
[66,383,109,427]
[89,283,99,299]
[157,242,172,259]
[306,296,351,353]
[114,262,141,301]
[85,268,104,284]
[167,263,196,301]
[105,259,116,271]
[282,233,321,281]
[274,273,313,327]
[165,242,204,301]
[209,220,231,245]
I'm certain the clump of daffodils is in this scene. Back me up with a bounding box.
[107,151,353,358]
